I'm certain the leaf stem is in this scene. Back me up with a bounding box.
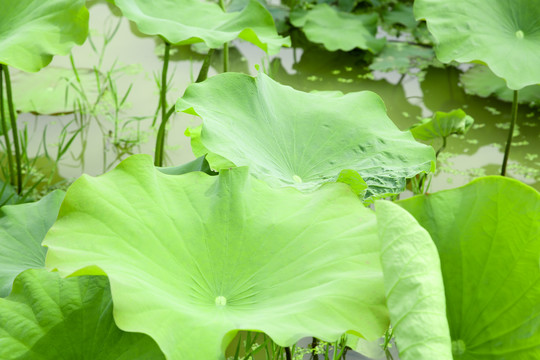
[285,346,292,360]
[218,0,229,72]
[500,89,519,176]
[154,41,171,166]
[2,65,21,193]
[0,65,15,187]
[196,48,215,83]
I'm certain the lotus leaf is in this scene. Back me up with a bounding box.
[376,200,452,360]
[0,190,64,297]
[414,0,540,90]
[460,65,540,105]
[410,109,474,141]
[157,155,216,176]
[114,0,289,54]
[398,177,540,359]
[290,4,385,53]
[383,3,417,30]
[0,269,165,359]
[10,67,102,115]
[178,72,435,200]
[0,0,89,72]
[44,154,389,360]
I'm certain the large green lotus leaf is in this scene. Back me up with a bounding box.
[460,65,540,105]
[376,200,452,360]
[410,109,474,141]
[178,72,435,200]
[0,190,64,297]
[290,4,385,53]
[414,0,540,90]
[44,154,389,360]
[114,0,289,54]
[0,269,165,359]
[397,177,540,359]
[11,67,102,115]
[0,0,89,72]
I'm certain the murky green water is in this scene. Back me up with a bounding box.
[15,2,539,195]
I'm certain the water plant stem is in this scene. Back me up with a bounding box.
[500,90,519,176]
[435,136,447,158]
[154,41,171,166]
[2,65,22,193]
[0,66,15,187]
[196,49,215,83]
[285,346,292,360]
[218,0,229,72]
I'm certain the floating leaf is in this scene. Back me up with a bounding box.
[414,0,540,89]
[178,72,435,200]
[10,67,103,115]
[376,200,452,360]
[44,154,389,360]
[0,0,89,72]
[410,109,474,141]
[114,0,289,54]
[290,4,385,53]
[398,177,540,359]
[0,269,165,359]
[460,65,540,105]
[0,190,64,297]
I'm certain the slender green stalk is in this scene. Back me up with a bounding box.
[435,136,447,159]
[218,0,229,72]
[222,42,229,72]
[285,346,292,360]
[154,41,171,166]
[0,65,15,187]
[501,90,519,176]
[196,48,215,83]
[3,65,22,193]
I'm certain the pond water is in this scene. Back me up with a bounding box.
[14,2,539,195]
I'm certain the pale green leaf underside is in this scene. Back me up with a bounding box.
[414,0,540,90]
[0,190,64,297]
[178,72,435,200]
[0,269,165,359]
[398,177,540,359]
[0,0,89,72]
[410,109,473,141]
[460,65,540,105]
[290,4,385,53]
[376,200,452,360]
[44,154,389,360]
[114,0,289,54]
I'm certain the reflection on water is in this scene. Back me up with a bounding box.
[14,2,539,193]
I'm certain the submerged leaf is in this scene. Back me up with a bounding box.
[178,72,435,200]
[0,190,64,297]
[114,0,289,54]
[0,0,89,72]
[369,42,435,74]
[414,0,540,90]
[44,154,389,360]
[290,4,385,53]
[460,65,540,105]
[410,109,473,141]
[398,177,540,359]
[0,269,165,359]
[376,200,452,360]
